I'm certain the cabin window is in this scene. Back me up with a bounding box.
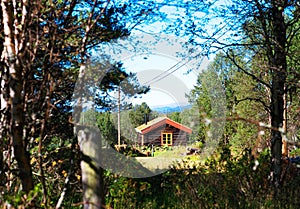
[161,133,172,146]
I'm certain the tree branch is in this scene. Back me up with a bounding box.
[235,97,270,113]
[226,50,271,89]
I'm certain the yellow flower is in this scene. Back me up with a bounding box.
[62,170,67,177]
[30,157,36,164]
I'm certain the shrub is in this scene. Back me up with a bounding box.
[104,147,300,209]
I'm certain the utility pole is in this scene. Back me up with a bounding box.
[117,86,121,147]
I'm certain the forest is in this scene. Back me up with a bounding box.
[1,0,300,208]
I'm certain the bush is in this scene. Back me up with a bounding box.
[104,147,300,209]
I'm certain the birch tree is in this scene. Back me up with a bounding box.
[1,0,34,193]
[1,1,158,205]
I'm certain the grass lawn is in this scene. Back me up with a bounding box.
[134,146,202,171]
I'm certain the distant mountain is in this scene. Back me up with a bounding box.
[151,103,192,113]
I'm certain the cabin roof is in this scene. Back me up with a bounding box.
[135,116,192,135]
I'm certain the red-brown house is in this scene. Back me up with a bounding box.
[135,116,192,146]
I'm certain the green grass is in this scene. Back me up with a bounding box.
[134,146,203,171]
[153,146,187,158]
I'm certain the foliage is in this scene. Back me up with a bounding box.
[289,148,300,158]
[0,0,158,206]
[167,112,181,123]
[103,149,300,209]
[2,145,300,208]
[96,111,118,145]
[129,102,152,128]
[167,0,300,191]
[1,135,82,208]
[1,0,300,207]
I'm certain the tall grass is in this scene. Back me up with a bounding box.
[105,148,300,209]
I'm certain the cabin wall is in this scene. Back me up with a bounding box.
[141,127,164,145]
[172,132,188,146]
[138,124,189,146]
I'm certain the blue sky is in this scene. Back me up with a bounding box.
[99,32,211,109]
[104,31,211,108]
[99,0,234,108]
[122,53,210,108]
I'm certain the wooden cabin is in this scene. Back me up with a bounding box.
[135,116,192,146]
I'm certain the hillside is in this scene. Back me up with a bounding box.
[151,103,192,113]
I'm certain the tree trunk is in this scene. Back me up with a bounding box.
[270,75,285,192]
[269,0,287,194]
[0,70,7,185]
[1,0,33,193]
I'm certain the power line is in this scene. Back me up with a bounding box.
[144,59,191,85]
[143,53,204,86]
[138,7,235,87]
[143,59,188,85]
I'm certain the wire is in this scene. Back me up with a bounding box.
[142,58,187,85]
[142,52,204,86]
[144,59,191,85]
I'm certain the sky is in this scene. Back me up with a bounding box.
[97,0,233,108]
[102,32,211,109]
[122,54,210,108]
[113,0,233,108]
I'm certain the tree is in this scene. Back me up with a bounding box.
[168,0,300,193]
[97,112,118,145]
[189,52,271,154]
[129,102,152,128]
[167,112,182,123]
[229,0,299,193]
[0,0,159,207]
[1,0,34,193]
